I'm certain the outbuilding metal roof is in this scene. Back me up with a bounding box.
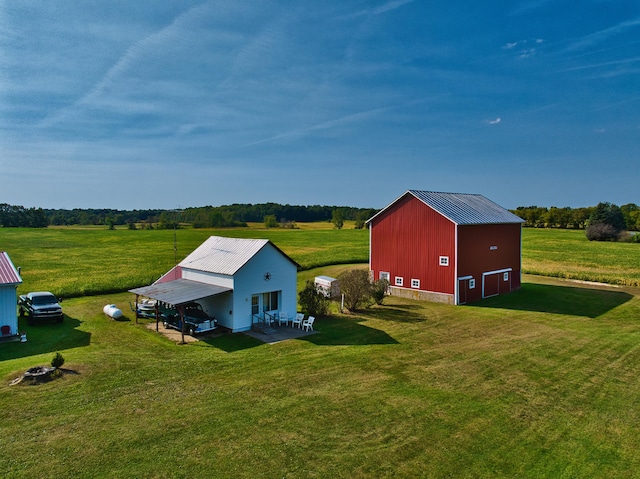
[129,279,231,306]
[368,190,525,226]
[178,236,298,275]
[0,252,22,285]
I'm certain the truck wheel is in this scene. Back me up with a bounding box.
[19,308,25,317]
[189,327,195,336]
[57,316,63,323]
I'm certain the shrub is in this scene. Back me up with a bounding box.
[338,269,373,312]
[264,215,279,228]
[586,223,618,241]
[371,278,389,305]
[51,352,65,369]
[298,280,330,317]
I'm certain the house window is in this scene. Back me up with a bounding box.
[262,291,279,312]
[411,279,420,289]
[395,276,404,287]
[439,256,449,266]
[251,295,259,315]
[469,279,476,289]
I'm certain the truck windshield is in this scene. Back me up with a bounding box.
[32,295,57,305]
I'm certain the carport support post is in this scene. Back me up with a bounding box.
[134,294,139,324]
[155,302,159,332]
[177,304,186,344]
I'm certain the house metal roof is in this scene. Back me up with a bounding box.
[178,236,298,275]
[0,252,22,285]
[367,190,525,226]
[129,279,231,306]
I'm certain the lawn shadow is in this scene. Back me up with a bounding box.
[200,332,265,352]
[367,303,428,323]
[300,316,399,346]
[473,282,634,318]
[0,314,91,361]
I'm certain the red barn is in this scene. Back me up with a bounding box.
[367,190,525,305]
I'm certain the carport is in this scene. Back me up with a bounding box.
[129,279,231,342]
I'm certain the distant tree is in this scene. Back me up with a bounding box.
[332,209,344,229]
[354,211,369,229]
[264,214,278,228]
[337,269,373,312]
[621,204,640,231]
[586,202,626,241]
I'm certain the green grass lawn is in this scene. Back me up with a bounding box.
[1,275,639,478]
[1,226,640,477]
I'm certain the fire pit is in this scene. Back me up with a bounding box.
[23,366,55,382]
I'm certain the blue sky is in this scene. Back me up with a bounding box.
[1,1,638,210]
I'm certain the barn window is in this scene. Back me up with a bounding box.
[439,256,449,266]
[469,279,475,289]
[380,271,390,281]
[411,279,420,289]
[395,276,404,286]
[503,272,509,281]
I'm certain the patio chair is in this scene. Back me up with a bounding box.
[291,313,303,328]
[278,311,289,326]
[302,316,315,332]
[1,325,11,336]
[264,312,275,327]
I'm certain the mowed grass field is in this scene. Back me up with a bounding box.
[1,225,640,478]
[1,225,639,298]
[1,224,369,297]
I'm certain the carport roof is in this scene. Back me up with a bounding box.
[129,279,231,306]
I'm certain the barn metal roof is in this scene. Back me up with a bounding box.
[0,252,22,285]
[129,279,231,306]
[178,236,298,275]
[367,190,525,226]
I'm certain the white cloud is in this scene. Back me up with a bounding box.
[485,117,501,125]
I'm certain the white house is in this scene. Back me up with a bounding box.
[131,236,299,333]
[0,252,22,338]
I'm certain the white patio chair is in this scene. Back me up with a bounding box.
[291,312,303,328]
[264,312,275,327]
[278,311,289,326]
[302,316,315,332]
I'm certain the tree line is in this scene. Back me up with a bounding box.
[510,203,639,232]
[3,201,637,234]
[0,203,378,229]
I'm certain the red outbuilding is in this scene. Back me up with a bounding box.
[367,190,525,305]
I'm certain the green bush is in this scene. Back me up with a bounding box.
[371,278,389,305]
[298,280,330,317]
[337,269,373,312]
[51,352,65,369]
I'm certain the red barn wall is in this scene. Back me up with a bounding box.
[457,223,522,303]
[370,194,456,297]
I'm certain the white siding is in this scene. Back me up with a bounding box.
[232,243,297,332]
[199,291,234,330]
[182,269,234,289]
